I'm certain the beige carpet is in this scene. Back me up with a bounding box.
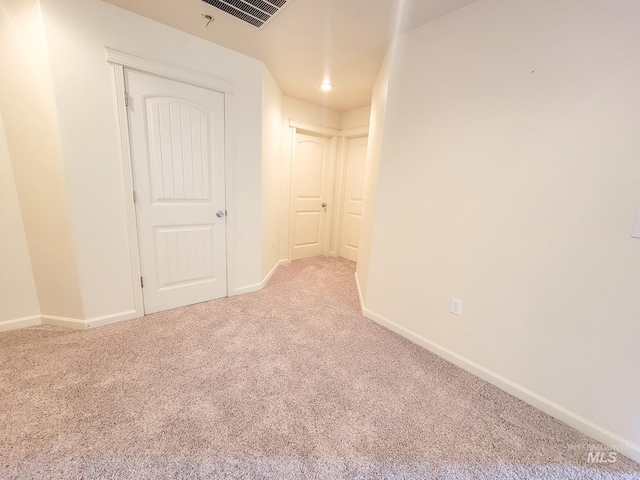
[1,257,638,479]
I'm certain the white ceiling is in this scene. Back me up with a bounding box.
[103,0,478,112]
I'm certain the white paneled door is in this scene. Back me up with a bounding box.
[125,70,227,314]
[340,136,368,262]
[290,133,332,260]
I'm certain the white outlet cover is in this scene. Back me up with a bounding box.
[450,298,462,316]
[632,213,640,239]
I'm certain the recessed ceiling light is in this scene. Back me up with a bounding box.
[319,82,334,92]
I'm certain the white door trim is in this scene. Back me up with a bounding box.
[330,137,349,257]
[288,119,369,139]
[335,136,368,261]
[285,120,369,261]
[289,119,339,137]
[111,62,144,319]
[288,130,337,261]
[340,126,369,138]
[106,48,236,94]
[287,127,297,263]
[107,48,236,316]
[332,129,368,258]
[325,136,338,255]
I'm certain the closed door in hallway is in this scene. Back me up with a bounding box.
[339,136,368,262]
[126,69,227,314]
[290,133,332,260]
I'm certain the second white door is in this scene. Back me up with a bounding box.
[340,136,368,262]
[290,133,332,260]
[126,69,227,314]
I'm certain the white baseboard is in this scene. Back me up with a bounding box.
[42,310,139,330]
[261,260,287,288]
[41,315,87,329]
[85,309,139,328]
[230,260,288,297]
[229,283,262,296]
[0,315,41,333]
[354,272,365,312]
[0,310,140,333]
[362,306,640,464]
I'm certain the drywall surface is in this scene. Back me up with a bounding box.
[364,0,640,455]
[341,106,371,131]
[262,66,284,280]
[355,51,390,299]
[36,0,264,316]
[0,0,83,320]
[0,114,40,325]
[284,96,341,130]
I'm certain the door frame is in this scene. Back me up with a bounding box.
[288,129,337,261]
[331,131,369,260]
[106,48,236,316]
[286,120,368,262]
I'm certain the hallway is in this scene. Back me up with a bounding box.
[1,258,638,479]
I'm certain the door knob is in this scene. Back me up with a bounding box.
[216,210,225,218]
[322,203,327,208]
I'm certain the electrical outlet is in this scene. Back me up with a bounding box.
[450,298,463,316]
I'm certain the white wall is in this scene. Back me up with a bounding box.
[362,0,640,460]
[356,52,390,298]
[261,67,284,281]
[340,106,371,131]
[29,0,264,318]
[1,0,360,328]
[0,114,40,330]
[0,0,84,321]
[283,97,341,130]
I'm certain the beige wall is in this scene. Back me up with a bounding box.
[0,114,40,328]
[35,0,264,315]
[340,106,371,131]
[283,96,341,130]
[356,52,390,298]
[361,0,640,459]
[0,0,84,321]
[0,0,267,327]
[1,0,367,328]
[262,67,284,280]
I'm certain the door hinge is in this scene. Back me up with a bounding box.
[140,276,144,288]
[124,92,129,107]
[133,190,137,203]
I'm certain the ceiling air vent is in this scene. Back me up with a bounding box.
[201,0,292,30]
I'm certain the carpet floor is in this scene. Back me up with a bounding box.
[1,257,638,479]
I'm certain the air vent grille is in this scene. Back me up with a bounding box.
[201,0,292,29]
